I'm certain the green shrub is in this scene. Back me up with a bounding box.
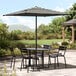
[51,42,59,49]
[5,49,11,56]
[16,42,25,49]
[0,49,6,56]
[14,48,21,56]
[69,43,76,49]
[61,41,69,46]
[0,40,10,49]
[9,41,17,48]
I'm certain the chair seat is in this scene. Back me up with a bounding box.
[32,57,39,60]
[22,55,39,60]
[57,53,64,57]
[23,56,33,59]
[49,53,58,58]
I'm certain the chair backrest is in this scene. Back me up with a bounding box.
[58,46,67,56]
[9,47,15,56]
[42,45,51,49]
[42,44,52,54]
[20,48,29,57]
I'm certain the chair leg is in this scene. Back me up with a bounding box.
[13,57,15,70]
[10,57,13,68]
[22,58,25,68]
[54,58,56,69]
[57,57,59,67]
[32,59,38,69]
[38,58,40,65]
[64,56,66,68]
[10,57,16,70]
[25,59,27,67]
[37,58,41,69]
[32,59,35,70]
[27,59,30,72]
[20,58,24,71]
[48,56,51,66]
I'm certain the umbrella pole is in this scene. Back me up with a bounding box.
[35,16,37,67]
[35,16,37,49]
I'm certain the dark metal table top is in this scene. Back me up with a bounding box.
[22,47,49,51]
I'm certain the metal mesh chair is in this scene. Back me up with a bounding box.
[48,45,67,68]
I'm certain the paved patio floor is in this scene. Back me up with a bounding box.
[0,51,76,76]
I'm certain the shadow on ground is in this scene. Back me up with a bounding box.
[16,63,76,72]
[0,57,76,72]
[40,63,76,71]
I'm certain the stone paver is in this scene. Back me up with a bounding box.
[0,51,76,76]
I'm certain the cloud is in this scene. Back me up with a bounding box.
[15,17,51,28]
[67,3,73,9]
[0,16,35,28]
[0,16,52,29]
[15,17,35,28]
[37,17,52,25]
[55,7,65,12]
[54,1,75,12]
[0,16,11,24]
[0,16,17,25]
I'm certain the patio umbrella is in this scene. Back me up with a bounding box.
[3,6,67,49]
[3,6,68,65]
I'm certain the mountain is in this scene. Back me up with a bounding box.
[8,24,34,32]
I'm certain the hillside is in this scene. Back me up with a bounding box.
[8,24,33,32]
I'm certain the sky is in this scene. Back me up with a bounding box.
[0,0,76,29]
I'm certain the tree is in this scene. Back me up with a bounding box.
[24,31,34,40]
[49,17,66,34]
[65,3,76,21]
[0,23,9,40]
[49,17,66,38]
[38,24,49,35]
[10,30,23,40]
[37,24,50,39]
[0,23,10,49]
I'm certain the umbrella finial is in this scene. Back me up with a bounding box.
[35,6,38,8]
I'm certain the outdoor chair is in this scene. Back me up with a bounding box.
[20,48,31,70]
[10,47,16,70]
[20,48,40,72]
[48,45,67,68]
[41,44,51,67]
[42,44,51,56]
